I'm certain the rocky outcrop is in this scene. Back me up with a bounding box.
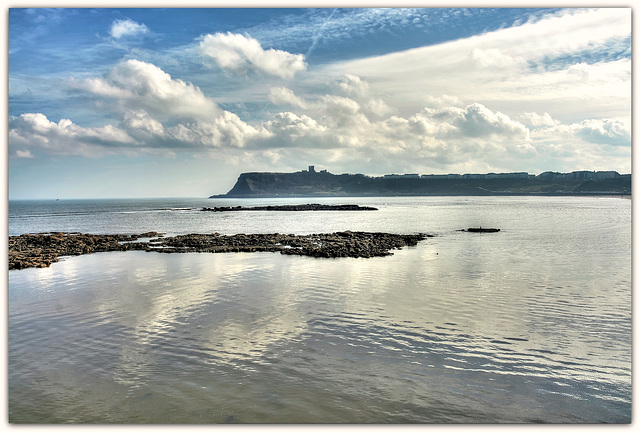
[8,232,163,270]
[152,231,428,258]
[201,204,377,212]
[9,231,432,270]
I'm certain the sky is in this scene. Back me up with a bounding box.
[5,3,633,199]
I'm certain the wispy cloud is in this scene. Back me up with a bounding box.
[244,8,432,56]
[9,8,72,52]
[305,8,337,59]
[243,8,562,61]
[316,8,630,122]
[15,150,34,159]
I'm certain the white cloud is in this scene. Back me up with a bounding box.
[249,97,537,173]
[336,74,369,98]
[110,19,149,39]
[540,118,631,148]
[331,75,394,119]
[320,95,360,116]
[199,32,306,79]
[121,110,165,139]
[265,112,325,136]
[417,103,530,141]
[519,112,559,127]
[253,92,620,175]
[8,113,135,157]
[70,77,131,99]
[423,95,464,109]
[71,59,220,121]
[259,112,328,148]
[574,118,630,146]
[268,87,307,108]
[166,111,268,149]
[460,103,530,140]
[363,98,395,119]
[471,48,526,69]
[8,109,271,156]
[9,90,629,175]
[63,60,282,152]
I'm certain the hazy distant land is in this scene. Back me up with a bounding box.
[212,167,631,198]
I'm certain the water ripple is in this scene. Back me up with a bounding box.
[8,196,632,423]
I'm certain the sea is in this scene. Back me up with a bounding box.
[7,196,632,423]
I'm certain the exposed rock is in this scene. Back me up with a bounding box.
[8,231,432,270]
[201,204,377,212]
[8,232,164,270]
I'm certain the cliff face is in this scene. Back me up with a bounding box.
[213,171,631,198]
[221,171,371,197]
[224,172,260,196]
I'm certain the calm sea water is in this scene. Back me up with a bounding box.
[7,196,632,423]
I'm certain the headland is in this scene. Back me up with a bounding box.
[212,166,631,198]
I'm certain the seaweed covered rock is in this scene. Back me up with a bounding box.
[8,231,432,269]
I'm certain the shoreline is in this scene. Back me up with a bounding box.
[8,231,432,270]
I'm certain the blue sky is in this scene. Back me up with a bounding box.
[6,4,632,198]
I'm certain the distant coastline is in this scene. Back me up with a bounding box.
[212,167,631,198]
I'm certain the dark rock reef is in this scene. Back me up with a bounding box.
[201,204,378,212]
[8,232,163,270]
[9,231,431,270]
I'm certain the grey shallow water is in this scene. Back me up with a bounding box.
[7,196,632,423]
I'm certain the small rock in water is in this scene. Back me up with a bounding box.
[465,227,500,233]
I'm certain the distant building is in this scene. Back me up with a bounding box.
[594,171,618,180]
[570,170,594,180]
[384,173,420,179]
[422,174,460,179]
[308,165,315,173]
[422,174,455,179]
[537,171,566,180]
[382,170,620,182]
[537,170,620,181]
